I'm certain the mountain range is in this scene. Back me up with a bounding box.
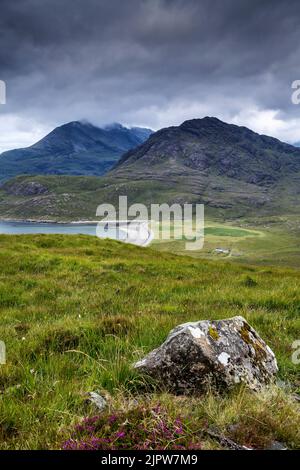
[0,121,153,181]
[0,116,300,220]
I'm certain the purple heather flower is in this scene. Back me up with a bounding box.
[108,414,117,424]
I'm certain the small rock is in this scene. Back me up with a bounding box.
[276,378,287,389]
[86,391,107,411]
[227,423,240,434]
[207,426,252,450]
[134,316,278,393]
[291,393,300,402]
[267,441,288,450]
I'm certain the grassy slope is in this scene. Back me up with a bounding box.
[0,175,189,221]
[0,234,299,449]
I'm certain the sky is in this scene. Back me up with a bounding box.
[0,0,300,152]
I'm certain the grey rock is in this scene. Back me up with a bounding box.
[86,391,107,411]
[291,393,300,402]
[267,441,288,450]
[134,316,278,393]
[206,427,252,450]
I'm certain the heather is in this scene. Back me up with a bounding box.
[61,390,300,450]
[62,404,202,450]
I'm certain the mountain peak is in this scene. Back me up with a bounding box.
[183,116,221,124]
[103,122,126,131]
[0,121,153,181]
[111,117,300,217]
[60,120,91,128]
[181,116,225,126]
[115,116,300,185]
[180,116,241,133]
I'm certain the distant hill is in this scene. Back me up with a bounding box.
[116,117,300,184]
[0,121,153,181]
[0,117,300,221]
[110,117,300,217]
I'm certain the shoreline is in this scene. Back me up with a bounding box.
[0,218,152,225]
[0,218,154,247]
[0,218,99,225]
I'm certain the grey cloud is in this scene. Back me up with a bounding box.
[0,0,300,149]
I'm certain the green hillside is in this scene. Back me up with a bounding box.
[1,170,300,222]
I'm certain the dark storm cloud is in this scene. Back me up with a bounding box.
[1,0,300,150]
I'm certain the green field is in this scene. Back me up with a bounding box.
[204,226,259,237]
[154,217,300,269]
[0,234,299,449]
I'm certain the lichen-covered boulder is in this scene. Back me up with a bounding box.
[134,316,278,393]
